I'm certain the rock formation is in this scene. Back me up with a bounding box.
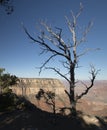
[11,78,66,96]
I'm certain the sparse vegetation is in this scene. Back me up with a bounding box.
[36,88,56,114]
[0,68,19,94]
[0,67,19,111]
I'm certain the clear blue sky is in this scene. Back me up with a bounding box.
[0,0,107,80]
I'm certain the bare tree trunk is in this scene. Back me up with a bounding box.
[53,101,56,115]
[65,65,77,116]
[69,66,77,116]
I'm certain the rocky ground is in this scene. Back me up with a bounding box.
[0,105,107,130]
[1,94,107,130]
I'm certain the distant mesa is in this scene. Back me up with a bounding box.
[11,78,66,96]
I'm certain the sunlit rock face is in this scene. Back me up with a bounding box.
[11,78,66,96]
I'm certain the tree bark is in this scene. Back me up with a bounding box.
[69,65,77,116]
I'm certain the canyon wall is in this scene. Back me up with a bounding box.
[11,78,66,96]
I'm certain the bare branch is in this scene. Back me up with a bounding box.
[77,47,100,58]
[59,60,70,69]
[65,9,94,67]
[41,22,71,56]
[39,54,57,74]
[76,65,100,100]
[89,64,100,79]
[77,48,92,57]
[76,2,83,18]
[41,22,65,45]
[80,81,88,88]
[24,26,69,59]
[77,21,93,46]
[46,67,70,83]
[65,89,70,99]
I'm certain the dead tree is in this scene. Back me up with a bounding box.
[24,3,100,116]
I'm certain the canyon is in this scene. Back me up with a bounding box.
[11,78,107,117]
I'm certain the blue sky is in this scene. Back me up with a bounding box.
[0,0,107,80]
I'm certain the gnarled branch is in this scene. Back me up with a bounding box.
[76,65,100,100]
[46,67,70,83]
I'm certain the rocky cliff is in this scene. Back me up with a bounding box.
[11,78,66,96]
